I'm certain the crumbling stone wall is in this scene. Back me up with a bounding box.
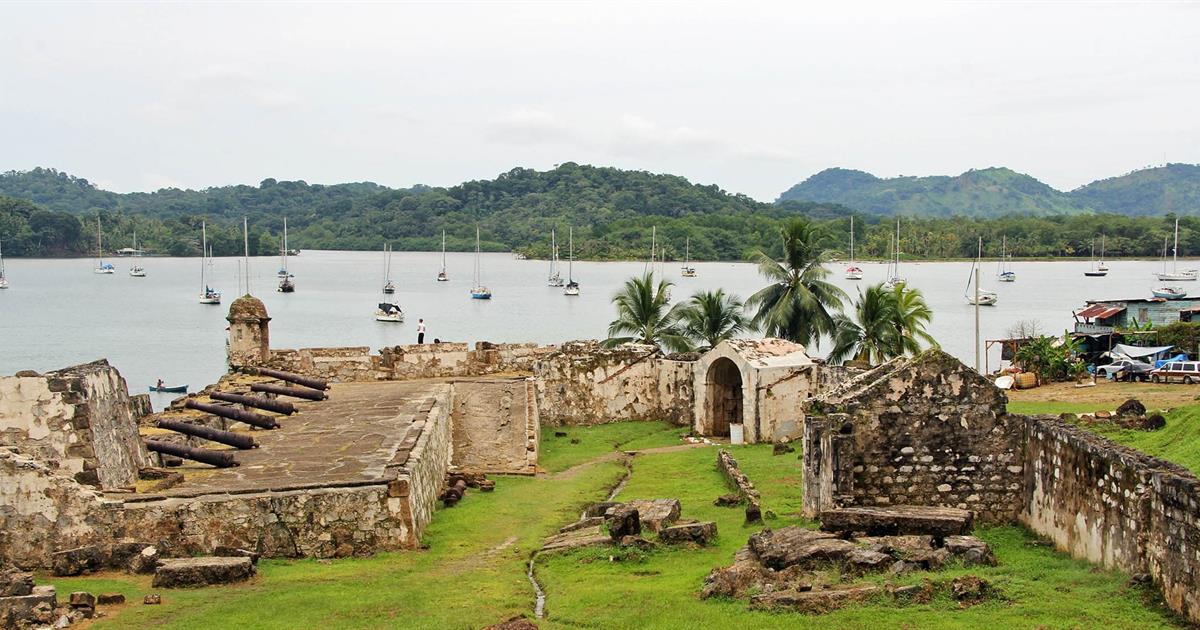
[449,378,539,474]
[262,342,556,382]
[533,342,695,427]
[0,361,150,490]
[394,394,452,545]
[1023,416,1200,624]
[803,350,1023,523]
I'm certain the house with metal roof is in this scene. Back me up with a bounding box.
[1073,297,1200,334]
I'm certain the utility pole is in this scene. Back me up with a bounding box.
[975,236,982,373]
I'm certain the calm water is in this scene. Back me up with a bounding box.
[0,251,1185,409]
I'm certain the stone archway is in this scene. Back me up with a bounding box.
[705,357,743,437]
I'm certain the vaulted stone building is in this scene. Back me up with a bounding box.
[692,338,817,444]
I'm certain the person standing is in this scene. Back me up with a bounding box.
[417,319,426,344]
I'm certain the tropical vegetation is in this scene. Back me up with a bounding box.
[676,289,747,350]
[746,219,846,348]
[602,273,692,353]
[1013,334,1086,383]
[828,283,935,364]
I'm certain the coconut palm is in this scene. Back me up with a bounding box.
[829,283,899,364]
[603,272,693,352]
[889,284,937,355]
[746,218,847,347]
[678,289,747,350]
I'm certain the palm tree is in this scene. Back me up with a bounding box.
[889,284,937,355]
[746,218,847,347]
[679,289,747,350]
[829,284,898,364]
[603,272,693,352]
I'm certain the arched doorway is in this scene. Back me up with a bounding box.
[706,357,743,437]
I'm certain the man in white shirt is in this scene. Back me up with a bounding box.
[417,319,426,344]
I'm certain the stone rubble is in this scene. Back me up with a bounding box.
[151,556,256,588]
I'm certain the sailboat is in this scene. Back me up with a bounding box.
[1084,239,1107,277]
[93,216,114,274]
[381,243,396,294]
[997,235,1015,282]
[844,217,863,280]
[0,238,9,289]
[470,226,492,299]
[199,222,221,304]
[437,230,449,282]
[129,231,146,277]
[277,217,295,292]
[548,228,564,287]
[1155,218,1197,281]
[883,219,906,289]
[564,226,580,296]
[1097,235,1109,273]
[681,237,697,278]
[965,237,998,306]
[1152,286,1188,300]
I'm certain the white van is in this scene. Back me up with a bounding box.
[1150,361,1200,384]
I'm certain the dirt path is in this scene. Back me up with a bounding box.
[1008,379,1200,411]
[547,443,708,482]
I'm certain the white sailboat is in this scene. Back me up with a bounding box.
[199,221,221,304]
[681,237,697,277]
[93,216,114,274]
[0,238,9,289]
[883,218,905,289]
[844,216,863,280]
[470,226,492,299]
[277,217,295,292]
[1097,235,1109,272]
[382,243,396,294]
[129,231,146,277]
[965,237,998,306]
[1084,239,1107,277]
[437,230,449,282]
[564,226,580,296]
[548,228,564,287]
[1156,218,1197,281]
[997,235,1015,282]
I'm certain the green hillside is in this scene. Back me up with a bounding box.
[1071,164,1200,216]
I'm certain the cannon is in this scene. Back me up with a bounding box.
[250,382,327,401]
[243,367,329,391]
[156,419,257,450]
[210,391,296,415]
[146,440,237,468]
[184,400,279,429]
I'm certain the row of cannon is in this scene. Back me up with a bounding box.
[144,367,330,469]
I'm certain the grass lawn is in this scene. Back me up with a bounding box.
[44,421,1186,629]
[1070,406,1200,476]
[1005,379,1199,416]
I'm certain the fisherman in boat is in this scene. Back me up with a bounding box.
[156,378,164,391]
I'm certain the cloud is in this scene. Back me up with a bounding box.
[484,108,575,145]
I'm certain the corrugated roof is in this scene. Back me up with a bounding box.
[1075,304,1126,319]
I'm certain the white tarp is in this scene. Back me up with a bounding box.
[1110,344,1174,360]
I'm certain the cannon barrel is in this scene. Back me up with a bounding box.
[146,440,238,468]
[210,391,296,415]
[250,382,327,401]
[184,400,279,429]
[156,419,257,450]
[245,367,329,391]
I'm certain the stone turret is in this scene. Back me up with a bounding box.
[227,295,270,367]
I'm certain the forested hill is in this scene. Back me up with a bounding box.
[777,164,1200,217]
[0,164,850,260]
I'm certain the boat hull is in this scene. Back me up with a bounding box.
[149,385,188,393]
[1153,290,1188,300]
[1083,271,1108,277]
[471,292,492,300]
[375,314,404,322]
[1156,272,1198,281]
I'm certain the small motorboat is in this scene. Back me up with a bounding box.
[1153,287,1188,300]
[149,384,188,393]
[844,265,863,280]
[375,301,404,322]
[564,280,580,296]
[966,290,998,306]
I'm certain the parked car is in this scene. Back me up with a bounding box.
[1150,361,1200,384]
[1096,359,1154,382]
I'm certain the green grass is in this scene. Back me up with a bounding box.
[1006,401,1111,415]
[44,421,1187,629]
[1078,406,1200,476]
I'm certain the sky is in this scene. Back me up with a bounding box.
[2,1,1198,201]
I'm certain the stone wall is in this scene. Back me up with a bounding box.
[393,393,452,545]
[1022,416,1200,624]
[534,341,695,427]
[0,361,150,490]
[262,342,556,382]
[449,378,539,474]
[804,351,1023,523]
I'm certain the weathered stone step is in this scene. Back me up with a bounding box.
[151,556,256,588]
[819,505,973,537]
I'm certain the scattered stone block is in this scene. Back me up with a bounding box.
[68,592,95,608]
[624,499,681,533]
[819,505,973,537]
[772,442,795,455]
[748,527,855,570]
[129,546,159,574]
[213,547,261,565]
[714,493,742,507]
[845,548,892,574]
[0,566,34,597]
[950,575,989,602]
[583,502,621,518]
[540,528,611,553]
[51,546,106,576]
[749,585,879,613]
[1116,399,1146,417]
[143,594,162,605]
[97,593,126,605]
[701,546,772,599]
[618,535,656,551]
[151,557,256,588]
[944,536,996,566]
[0,585,58,625]
[659,521,717,545]
[606,505,641,540]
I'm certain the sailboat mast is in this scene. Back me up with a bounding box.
[568,226,574,281]
[849,217,854,262]
[243,217,250,294]
[1174,218,1180,272]
[201,222,208,294]
[97,216,103,266]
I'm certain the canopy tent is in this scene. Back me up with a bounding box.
[1109,344,1175,362]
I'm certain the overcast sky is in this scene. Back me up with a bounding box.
[2,1,1197,201]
